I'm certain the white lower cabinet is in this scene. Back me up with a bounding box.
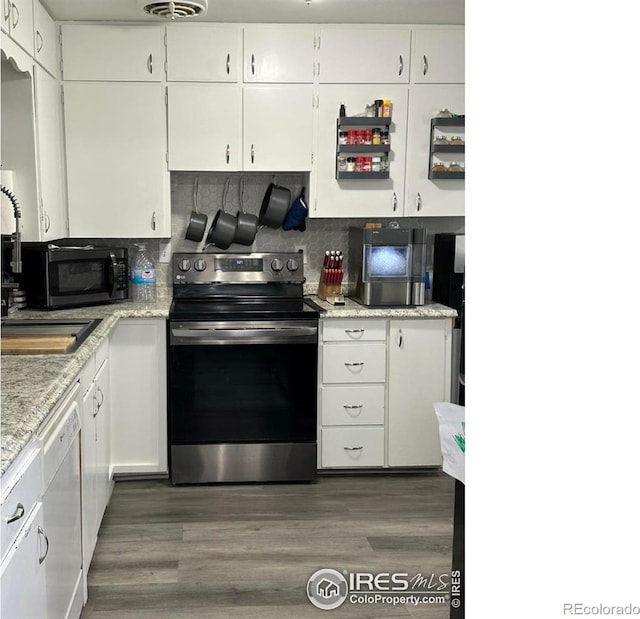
[0,503,46,619]
[109,318,167,475]
[388,319,451,467]
[80,339,112,582]
[319,317,452,469]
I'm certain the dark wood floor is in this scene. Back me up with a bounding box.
[81,473,455,619]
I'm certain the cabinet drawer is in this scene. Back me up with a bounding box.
[322,428,384,468]
[1,447,42,563]
[322,343,386,384]
[322,319,386,342]
[321,385,385,426]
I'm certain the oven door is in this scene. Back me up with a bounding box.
[169,320,318,446]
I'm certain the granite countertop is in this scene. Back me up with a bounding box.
[1,290,455,478]
[308,295,458,319]
[1,296,171,477]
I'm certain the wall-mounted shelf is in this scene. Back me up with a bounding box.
[428,115,465,180]
[335,115,392,180]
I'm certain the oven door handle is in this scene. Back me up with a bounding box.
[171,326,317,345]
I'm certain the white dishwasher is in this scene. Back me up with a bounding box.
[39,382,84,619]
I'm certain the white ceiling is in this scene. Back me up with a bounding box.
[41,0,465,25]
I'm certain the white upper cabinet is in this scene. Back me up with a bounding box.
[2,0,34,56]
[318,28,410,84]
[34,65,67,240]
[412,28,465,84]
[61,25,163,81]
[64,82,169,237]
[404,84,464,217]
[33,0,57,77]
[166,24,240,82]
[243,85,314,171]
[243,25,315,83]
[168,83,242,171]
[313,85,408,218]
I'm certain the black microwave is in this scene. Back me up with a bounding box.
[19,244,129,309]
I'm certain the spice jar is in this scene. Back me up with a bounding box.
[372,128,381,145]
[338,130,348,145]
[357,131,366,145]
[362,157,372,172]
[382,99,392,118]
[380,155,389,172]
[436,108,453,118]
[375,99,383,117]
[364,129,372,145]
[381,130,390,145]
[431,162,447,173]
[355,157,365,173]
[448,162,464,172]
[371,156,382,172]
[434,135,449,145]
[346,157,355,172]
[337,156,347,172]
[347,130,356,145]
[450,136,465,145]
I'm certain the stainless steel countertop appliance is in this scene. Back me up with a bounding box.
[168,251,320,484]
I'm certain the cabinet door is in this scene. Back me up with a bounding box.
[0,53,40,241]
[110,319,167,475]
[34,1,58,77]
[0,503,46,619]
[412,28,465,84]
[243,85,313,171]
[166,24,240,82]
[64,82,170,237]
[1,0,9,34]
[319,28,410,84]
[94,359,111,521]
[313,85,408,218]
[243,25,315,83]
[61,25,163,81]
[168,83,242,171]
[388,320,450,467]
[404,84,464,217]
[81,385,98,566]
[34,65,67,240]
[6,0,34,56]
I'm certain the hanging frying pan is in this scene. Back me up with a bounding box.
[185,176,208,242]
[206,176,236,250]
[259,180,291,229]
[233,175,258,246]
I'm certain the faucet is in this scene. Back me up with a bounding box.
[1,185,22,274]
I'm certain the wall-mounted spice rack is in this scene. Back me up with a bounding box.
[335,116,392,180]
[428,116,465,180]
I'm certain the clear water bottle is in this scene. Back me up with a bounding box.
[130,243,156,303]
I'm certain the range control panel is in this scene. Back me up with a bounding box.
[173,252,305,284]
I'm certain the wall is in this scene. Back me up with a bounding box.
[80,171,464,295]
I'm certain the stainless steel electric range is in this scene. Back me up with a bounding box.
[168,252,321,484]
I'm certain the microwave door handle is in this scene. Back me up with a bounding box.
[107,252,118,296]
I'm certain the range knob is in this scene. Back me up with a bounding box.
[178,259,191,272]
[194,259,207,272]
[271,258,284,272]
[286,258,299,272]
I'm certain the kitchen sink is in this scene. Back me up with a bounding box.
[1,318,102,354]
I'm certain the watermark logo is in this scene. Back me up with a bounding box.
[307,569,349,610]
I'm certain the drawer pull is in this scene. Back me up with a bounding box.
[343,404,363,410]
[344,446,363,451]
[226,52,230,75]
[37,526,49,564]
[344,362,364,367]
[5,502,25,524]
[344,328,364,334]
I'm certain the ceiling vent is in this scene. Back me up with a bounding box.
[140,0,208,19]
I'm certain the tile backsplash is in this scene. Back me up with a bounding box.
[80,171,465,293]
